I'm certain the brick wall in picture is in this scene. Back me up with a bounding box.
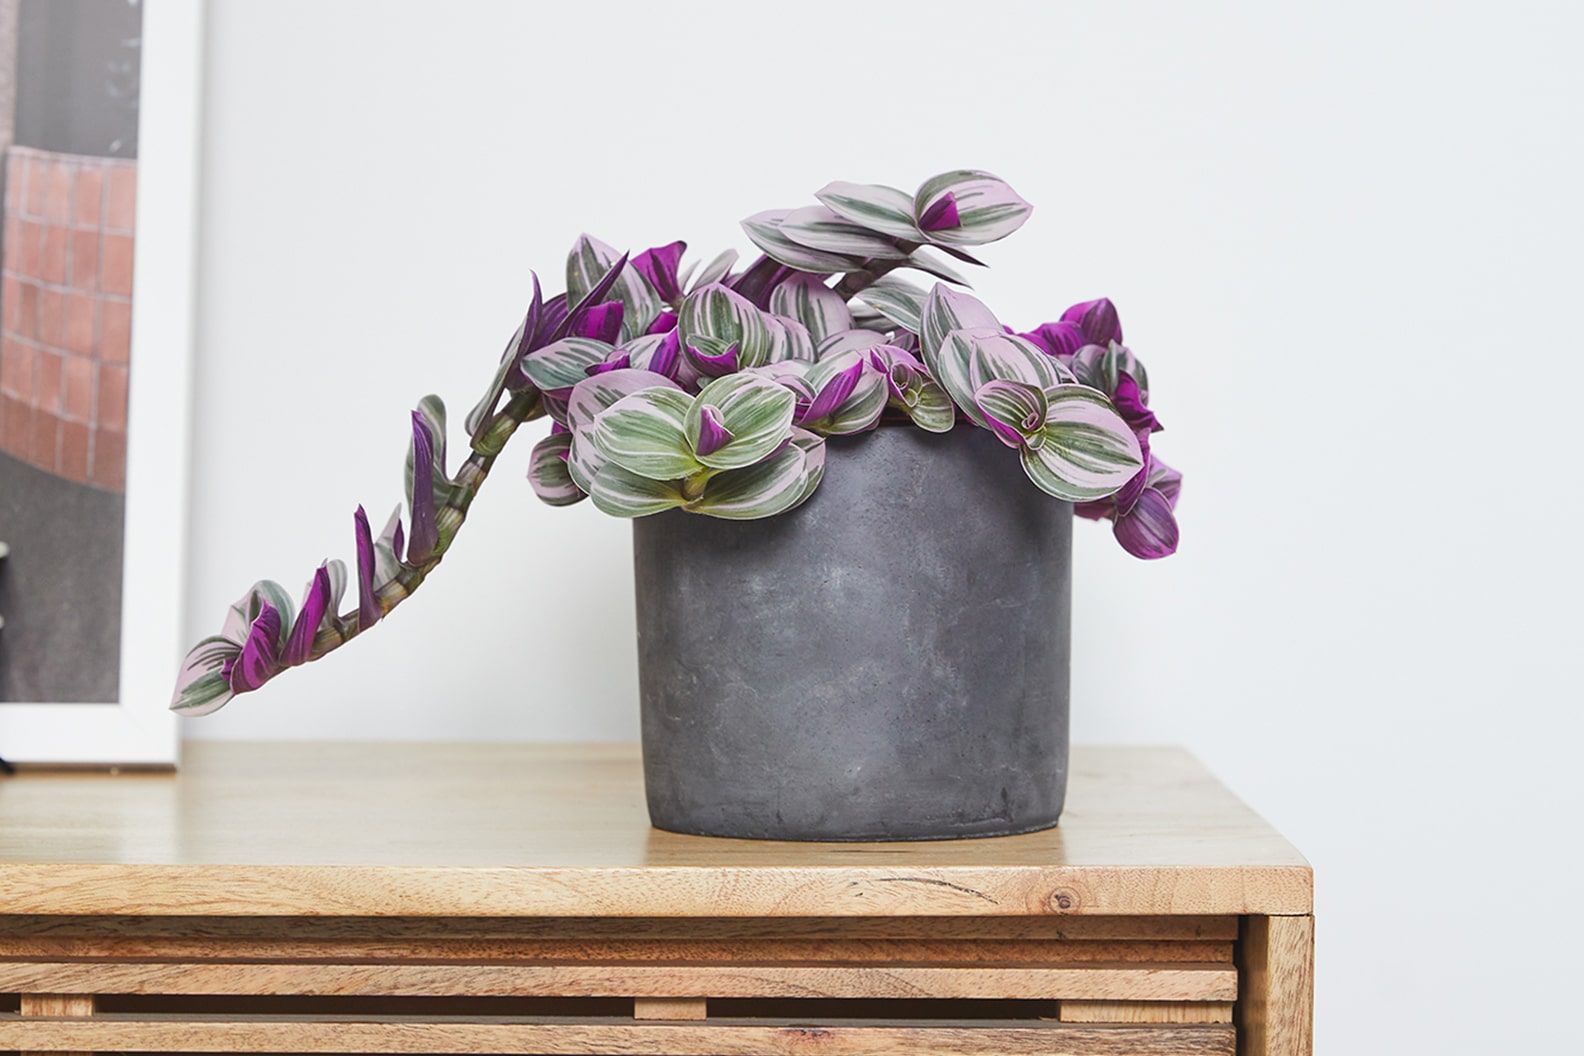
[0,144,135,492]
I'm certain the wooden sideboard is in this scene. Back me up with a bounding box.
[0,742,1313,1054]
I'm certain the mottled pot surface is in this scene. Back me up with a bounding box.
[633,425,1072,841]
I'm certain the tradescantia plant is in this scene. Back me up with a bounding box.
[171,170,1180,717]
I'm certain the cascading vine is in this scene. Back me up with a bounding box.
[171,169,1179,717]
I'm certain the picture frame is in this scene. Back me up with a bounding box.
[0,0,204,765]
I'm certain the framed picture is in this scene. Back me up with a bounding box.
[0,0,203,764]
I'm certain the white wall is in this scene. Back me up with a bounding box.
[182,2,1583,1051]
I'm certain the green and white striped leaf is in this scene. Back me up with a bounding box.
[684,373,796,470]
[686,442,810,521]
[404,394,460,511]
[528,432,586,506]
[967,331,1071,391]
[1071,340,1151,398]
[803,351,887,435]
[522,337,613,392]
[849,304,892,332]
[590,386,701,480]
[765,315,816,363]
[690,249,738,291]
[974,378,1048,443]
[566,233,663,341]
[588,462,687,518]
[222,580,296,650]
[854,276,928,334]
[816,328,888,361]
[781,204,910,260]
[678,283,776,367]
[1021,386,1145,501]
[920,284,1001,364]
[920,285,1001,423]
[907,381,957,433]
[899,245,972,287]
[786,427,827,511]
[741,210,863,273]
[169,635,240,715]
[913,170,1034,247]
[814,181,925,241]
[770,275,853,343]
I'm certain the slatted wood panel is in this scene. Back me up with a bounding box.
[0,1013,1236,1054]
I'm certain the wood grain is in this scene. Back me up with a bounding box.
[1059,1001,1234,1024]
[1237,915,1314,1056]
[0,742,1312,918]
[0,1014,1236,1055]
[634,997,707,1020]
[0,960,1238,1001]
[18,994,92,1056]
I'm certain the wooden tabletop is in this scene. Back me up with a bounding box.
[0,742,1309,918]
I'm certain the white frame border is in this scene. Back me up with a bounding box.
[0,0,204,764]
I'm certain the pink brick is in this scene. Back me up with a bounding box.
[69,228,100,290]
[91,426,126,491]
[37,224,68,285]
[59,419,91,482]
[73,167,104,228]
[33,349,62,414]
[43,162,72,225]
[29,406,58,469]
[101,233,134,295]
[62,355,93,420]
[100,299,131,363]
[96,362,128,430]
[105,165,138,231]
[0,338,33,398]
[63,292,96,355]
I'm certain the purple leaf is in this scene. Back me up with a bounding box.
[551,253,630,342]
[688,339,740,375]
[632,240,686,303]
[918,190,961,232]
[649,328,681,378]
[283,563,332,667]
[1111,371,1161,434]
[729,254,797,310]
[1061,297,1123,345]
[586,351,632,376]
[407,412,439,563]
[646,310,679,335]
[1149,457,1183,509]
[693,404,735,456]
[569,300,625,343]
[1019,320,1086,360]
[229,602,282,694]
[354,505,380,630]
[1113,487,1179,559]
[533,293,569,347]
[801,358,865,424]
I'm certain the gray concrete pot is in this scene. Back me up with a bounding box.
[632,425,1072,841]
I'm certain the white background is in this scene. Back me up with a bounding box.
[180,2,1583,1051]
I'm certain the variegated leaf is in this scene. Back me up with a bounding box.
[690,248,738,291]
[770,275,853,343]
[854,276,928,334]
[913,170,1034,247]
[1021,386,1145,501]
[908,381,957,432]
[522,337,614,392]
[588,462,687,518]
[974,378,1048,447]
[684,373,796,470]
[900,245,972,287]
[816,328,888,361]
[222,580,295,652]
[566,234,663,341]
[920,284,1001,365]
[765,315,816,363]
[678,283,775,368]
[802,351,888,435]
[686,442,810,520]
[741,210,864,273]
[814,181,925,241]
[786,427,827,511]
[966,331,1071,392]
[590,386,701,480]
[528,432,587,506]
[867,344,955,433]
[849,304,892,332]
[169,636,241,715]
[1071,340,1151,398]
[405,394,459,513]
[781,204,909,260]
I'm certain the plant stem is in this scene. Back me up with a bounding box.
[307,388,542,661]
